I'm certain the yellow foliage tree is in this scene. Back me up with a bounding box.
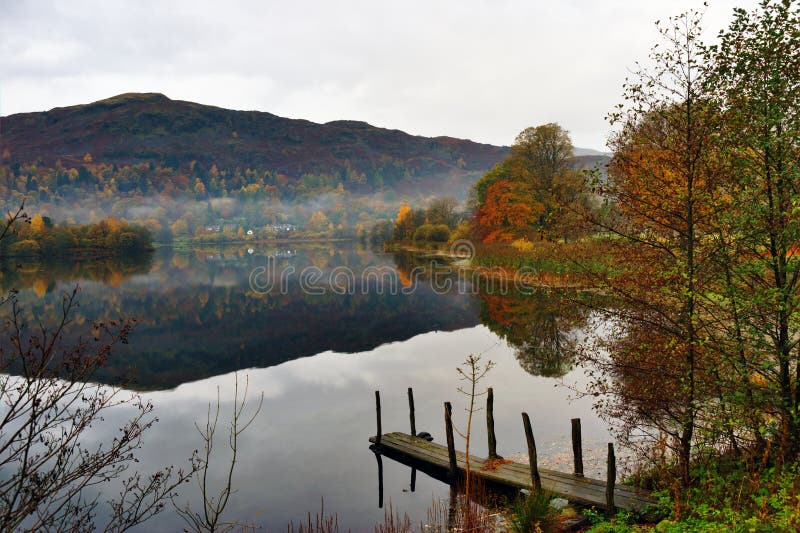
[306,211,331,233]
[394,205,415,240]
[30,214,46,234]
[105,216,122,234]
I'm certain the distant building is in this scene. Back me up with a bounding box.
[268,224,297,233]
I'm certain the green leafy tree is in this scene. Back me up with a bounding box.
[708,0,800,460]
[470,124,584,242]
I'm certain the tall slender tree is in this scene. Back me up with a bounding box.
[585,9,725,486]
[708,0,800,460]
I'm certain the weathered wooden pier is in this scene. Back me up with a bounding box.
[369,388,655,514]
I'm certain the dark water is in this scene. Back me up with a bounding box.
[0,244,614,530]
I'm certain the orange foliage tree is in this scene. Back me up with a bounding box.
[475,179,542,242]
[471,124,585,243]
[581,10,728,486]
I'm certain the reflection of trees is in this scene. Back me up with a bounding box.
[478,289,589,378]
[1,245,480,390]
[391,251,461,291]
[0,253,153,294]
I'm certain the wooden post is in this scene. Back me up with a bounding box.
[606,442,616,516]
[410,467,417,492]
[408,387,416,437]
[444,402,458,478]
[447,485,457,529]
[571,418,584,477]
[375,390,382,446]
[521,412,541,492]
[487,387,501,459]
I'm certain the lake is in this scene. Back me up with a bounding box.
[0,243,614,530]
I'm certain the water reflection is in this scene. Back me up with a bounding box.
[0,244,613,530]
[0,253,153,295]
[477,289,590,378]
[0,245,480,389]
[0,244,594,387]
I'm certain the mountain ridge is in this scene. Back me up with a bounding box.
[0,93,506,177]
[0,93,608,199]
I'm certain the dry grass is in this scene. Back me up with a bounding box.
[288,480,509,533]
[286,499,342,533]
[374,502,412,533]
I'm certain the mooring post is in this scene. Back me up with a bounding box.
[408,387,416,437]
[571,418,584,477]
[521,412,541,492]
[444,401,458,479]
[375,390,382,446]
[487,387,501,459]
[447,485,457,529]
[606,442,617,516]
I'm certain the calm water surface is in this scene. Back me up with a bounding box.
[1,244,614,531]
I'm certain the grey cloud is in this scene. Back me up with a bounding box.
[0,0,760,150]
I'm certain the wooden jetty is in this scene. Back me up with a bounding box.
[369,432,653,512]
[370,388,655,514]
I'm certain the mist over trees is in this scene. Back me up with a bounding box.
[0,93,509,243]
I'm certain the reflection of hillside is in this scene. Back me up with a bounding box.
[0,245,480,390]
[477,289,589,378]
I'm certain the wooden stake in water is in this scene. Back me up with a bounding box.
[571,418,584,477]
[375,390,382,446]
[487,387,501,459]
[408,387,416,437]
[444,401,457,478]
[522,412,541,492]
[606,442,617,516]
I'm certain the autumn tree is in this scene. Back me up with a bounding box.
[426,197,460,228]
[475,177,541,242]
[29,214,45,234]
[583,10,725,486]
[510,123,579,234]
[471,124,584,242]
[306,210,331,233]
[393,204,416,241]
[706,0,800,460]
[0,201,192,530]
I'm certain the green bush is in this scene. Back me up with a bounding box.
[413,224,450,242]
[413,224,432,241]
[428,224,451,242]
[508,490,557,533]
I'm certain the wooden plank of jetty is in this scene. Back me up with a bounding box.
[369,432,655,513]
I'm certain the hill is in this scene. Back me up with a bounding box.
[0,93,608,197]
[0,93,510,196]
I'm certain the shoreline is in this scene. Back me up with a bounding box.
[161,237,356,248]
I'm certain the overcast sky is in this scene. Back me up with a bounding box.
[0,0,759,150]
